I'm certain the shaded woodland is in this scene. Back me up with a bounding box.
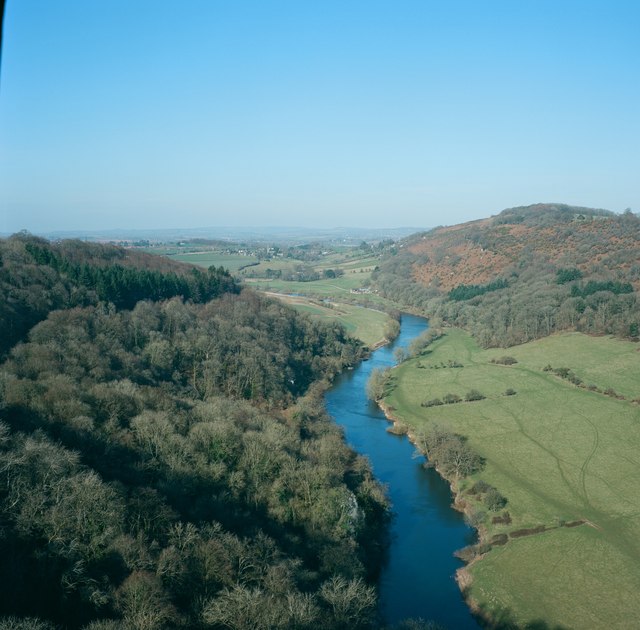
[373,205,640,347]
[0,236,389,629]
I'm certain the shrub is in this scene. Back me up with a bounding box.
[491,356,518,365]
[556,268,583,284]
[465,389,486,402]
[504,388,517,396]
[510,525,545,538]
[421,398,443,408]
[567,372,582,386]
[468,480,491,495]
[442,393,462,404]
[489,533,509,546]
[366,368,391,401]
[484,487,508,511]
[564,519,585,528]
[386,423,408,436]
[491,512,512,525]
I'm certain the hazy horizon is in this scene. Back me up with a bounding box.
[1,1,638,234]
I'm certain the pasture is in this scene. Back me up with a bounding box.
[169,251,259,271]
[385,328,640,629]
[264,293,389,347]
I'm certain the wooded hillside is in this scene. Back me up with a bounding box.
[374,204,640,346]
[0,236,388,629]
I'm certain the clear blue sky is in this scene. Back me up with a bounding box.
[1,0,638,233]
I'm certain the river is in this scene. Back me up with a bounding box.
[325,314,479,628]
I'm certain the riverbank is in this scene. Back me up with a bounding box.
[377,399,484,621]
[262,291,392,348]
[380,326,640,629]
[325,314,478,628]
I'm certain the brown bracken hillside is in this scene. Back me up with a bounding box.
[407,204,640,292]
[373,204,640,347]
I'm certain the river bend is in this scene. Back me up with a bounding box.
[325,314,479,628]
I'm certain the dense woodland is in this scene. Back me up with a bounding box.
[373,205,640,347]
[0,235,392,629]
[0,234,237,358]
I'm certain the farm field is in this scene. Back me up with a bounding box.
[239,258,301,276]
[168,251,259,271]
[384,328,640,629]
[246,273,367,293]
[242,251,379,278]
[264,293,390,347]
[245,270,392,303]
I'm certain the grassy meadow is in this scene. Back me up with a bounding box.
[264,293,390,347]
[169,251,259,271]
[384,328,640,629]
[246,273,369,295]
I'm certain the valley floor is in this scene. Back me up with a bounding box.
[384,328,640,629]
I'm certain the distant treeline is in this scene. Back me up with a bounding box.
[447,279,508,301]
[25,241,237,307]
[569,279,633,298]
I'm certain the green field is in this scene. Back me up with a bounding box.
[264,293,389,347]
[239,258,300,276]
[320,254,379,272]
[169,252,259,271]
[243,252,379,278]
[247,273,367,293]
[385,328,640,629]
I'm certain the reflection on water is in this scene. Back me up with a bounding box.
[325,315,479,628]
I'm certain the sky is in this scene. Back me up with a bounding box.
[1,0,639,234]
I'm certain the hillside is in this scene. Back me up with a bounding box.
[384,328,640,629]
[374,204,640,346]
[0,236,388,629]
[0,234,238,357]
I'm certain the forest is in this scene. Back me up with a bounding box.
[0,235,391,629]
[373,205,640,347]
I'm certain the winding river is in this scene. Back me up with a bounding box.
[325,315,479,628]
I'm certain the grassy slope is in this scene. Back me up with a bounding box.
[264,294,390,347]
[243,251,384,299]
[385,328,640,629]
[246,273,367,292]
[169,252,259,270]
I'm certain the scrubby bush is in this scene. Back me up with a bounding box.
[468,480,491,495]
[504,388,517,396]
[489,533,509,546]
[465,389,486,402]
[491,356,518,365]
[491,512,512,525]
[442,393,462,404]
[366,368,391,401]
[416,426,483,479]
[421,398,443,408]
[484,488,508,511]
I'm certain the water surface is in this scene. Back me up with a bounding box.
[325,315,479,628]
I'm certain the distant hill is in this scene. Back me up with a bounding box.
[8,225,427,244]
[373,204,640,346]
